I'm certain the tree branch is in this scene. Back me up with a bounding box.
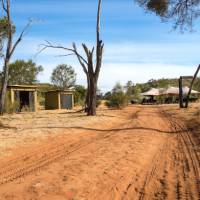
[1,0,7,12]
[72,43,88,75]
[38,40,89,67]
[96,0,102,47]
[185,64,200,107]
[95,0,103,77]
[10,20,32,57]
[54,53,75,57]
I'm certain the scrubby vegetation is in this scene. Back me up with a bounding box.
[105,83,128,108]
[104,78,200,107]
[74,85,86,107]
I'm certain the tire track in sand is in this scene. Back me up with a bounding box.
[136,108,200,200]
[0,112,138,186]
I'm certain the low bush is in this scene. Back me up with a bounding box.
[96,99,102,107]
[106,91,128,108]
[5,101,20,113]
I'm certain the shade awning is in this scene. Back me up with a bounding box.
[141,88,161,96]
[141,86,200,96]
[182,86,200,94]
[162,86,200,95]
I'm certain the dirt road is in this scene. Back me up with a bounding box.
[0,106,199,200]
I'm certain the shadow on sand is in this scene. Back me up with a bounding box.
[21,125,189,134]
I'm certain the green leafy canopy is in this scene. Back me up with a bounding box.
[0,59,43,85]
[51,64,76,89]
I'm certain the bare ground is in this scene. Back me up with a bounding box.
[0,105,199,200]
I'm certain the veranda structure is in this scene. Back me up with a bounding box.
[7,85,38,112]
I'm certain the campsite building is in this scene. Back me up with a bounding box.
[162,86,200,96]
[141,87,200,97]
[45,90,74,110]
[7,85,38,112]
[141,86,200,104]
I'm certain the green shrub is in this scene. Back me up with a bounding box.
[106,83,128,108]
[4,91,19,113]
[106,91,128,108]
[74,85,86,107]
[37,91,45,108]
[96,99,101,108]
[5,101,20,113]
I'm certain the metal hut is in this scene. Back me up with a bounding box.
[45,89,74,110]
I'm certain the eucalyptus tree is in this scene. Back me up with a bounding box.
[51,64,76,89]
[0,59,43,85]
[0,0,31,115]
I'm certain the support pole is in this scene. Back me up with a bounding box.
[34,90,37,112]
[179,77,183,108]
[185,65,200,108]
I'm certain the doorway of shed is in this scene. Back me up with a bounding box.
[61,94,73,109]
[14,91,34,111]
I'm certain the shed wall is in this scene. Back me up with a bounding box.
[45,91,74,110]
[60,93,73,109]
[45,92,59,110]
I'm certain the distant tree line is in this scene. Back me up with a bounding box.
[104,78,200,108]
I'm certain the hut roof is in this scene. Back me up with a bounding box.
[141,88,161,96]
[162,86,200,95]
[162,87,179,95]
[46,89,75,93]
[7,85,38,88]
[182,86,200,94]
[141,86,200,96]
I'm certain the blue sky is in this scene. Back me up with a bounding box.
[2,0,200,91]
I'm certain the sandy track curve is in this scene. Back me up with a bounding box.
[0,106,199,200]
[134,109,200,200]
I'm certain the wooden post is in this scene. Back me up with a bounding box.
[10,88,14,105]
[179,77,183,108]
[72,93,74,109]
[34,90,37,112]
[58,92,61,109]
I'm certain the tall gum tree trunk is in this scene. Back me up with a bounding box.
[87,78,97,116]
[0,0,12,115]
[0,60,9,114]
[0,0,31,115]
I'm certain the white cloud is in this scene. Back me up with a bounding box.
[99,63,197,92]
[1,37,199,93]
[12,37,200,64]
[104,42,200,64]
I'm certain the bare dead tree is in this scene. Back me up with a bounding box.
[0,0,31,115]
[40,0,103,116]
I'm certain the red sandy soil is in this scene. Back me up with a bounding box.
[0,105,199,200]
